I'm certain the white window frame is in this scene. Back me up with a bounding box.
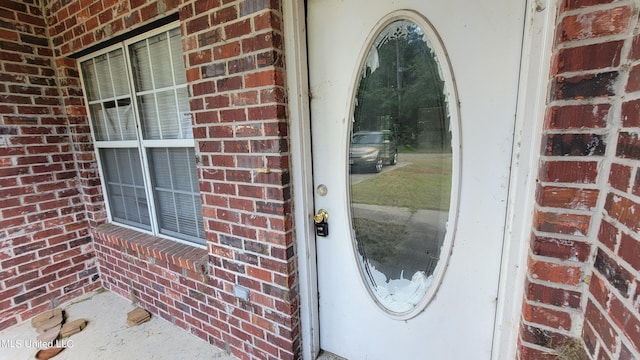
[78,22,205,248]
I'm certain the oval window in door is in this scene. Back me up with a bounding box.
[348,15,460,318]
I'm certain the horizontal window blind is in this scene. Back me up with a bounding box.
[80,25,205,246]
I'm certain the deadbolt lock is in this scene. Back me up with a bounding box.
[314,209,329,237]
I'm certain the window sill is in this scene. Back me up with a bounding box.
[92,223,208,273]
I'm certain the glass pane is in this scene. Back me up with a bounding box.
[130,28,189,141]
[349,20,453,314]
[147,32,172,88]
[89,103,107,141]
[110,50,129,97]
[100,148,151,229]
[94,54,114,99]
[115,98,136,140]
[100,98,136,141]
[81,59,99,101]
[169,28,187,85]
[130,39,153,91]
[156,190,178,233]
[138,94,160,138]
[177,87,193,139]
[81,48,134,142]
[148,148,205,244]
[156,90,180,138]
[138,90,186,140]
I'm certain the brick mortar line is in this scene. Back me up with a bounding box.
[535,203,601,215]
[558,1,638,19]
[542,128,610,135]
[535,181,598,189]
[584,286,640,358]
[521,316,575,336]
[524,296,586,314]
[583,318,616,358]
[528,250,590,267]
[592,226,640,285]
[578,2,640,358]
[539,154,606,161]
[526,272,584,293]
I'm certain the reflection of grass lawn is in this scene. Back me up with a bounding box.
[353,217,405,263]
[351,155,452,212]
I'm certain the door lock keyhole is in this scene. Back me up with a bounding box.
[314,209,329,237]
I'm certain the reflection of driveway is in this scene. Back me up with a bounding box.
[349,153,446,185]
[351,203,448,280]
[350,161,409,185]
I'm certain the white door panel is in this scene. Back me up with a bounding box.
[308,0,525,358]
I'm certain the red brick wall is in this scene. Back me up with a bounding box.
[519,1,640,359]
[40,0,298,359]
[0,0,101,331]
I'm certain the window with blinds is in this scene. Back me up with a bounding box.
[79,24,205,246]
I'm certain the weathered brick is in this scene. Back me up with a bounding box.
[621,98,640,128]
[609,163,631,192]
[253,10,281,32]
[628,64,640,93]
[558,7,632,43]
[589,273,612,309]
[619,343,635,360]
[561,0,615,11]
[191,80,216,96]
[598,219,618,251]
[605,192,640,233]
[594,248,631,296]
[202,62,226,78]
[213,41,241,60]
[585,300,619,355]
[534,210,591,236]
[582,323,598,356]
[617,132,640,160]
[630,34,640,61]
[536,185,598,210]
[543,133,605,156]
[555,41,623,73]
[539,160,598,184]
[526,281,581,308]
[618,232,640,272]
[609,296,640,352]
[528,258,582,286]
[188,50,212,66]
[224,19,251,39]
[550,72,617,101]
[518,344,558,360]
[13,286,46,303]
[216,76,242,92]
[211,5,238,25]
[523,302,572,330]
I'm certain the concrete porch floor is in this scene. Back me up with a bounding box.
[0,289,236,360]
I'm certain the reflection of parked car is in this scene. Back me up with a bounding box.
[349,130,398,172]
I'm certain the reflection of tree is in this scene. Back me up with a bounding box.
[354,22,450,152]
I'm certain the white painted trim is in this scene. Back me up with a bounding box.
[282,1,320,359]
[492,0,557,358]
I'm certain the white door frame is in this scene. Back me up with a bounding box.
[283,0,558,359]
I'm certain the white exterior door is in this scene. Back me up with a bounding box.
[307,0,526,359]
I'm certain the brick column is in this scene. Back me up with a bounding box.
[0,0,99,331]
[183,1,298,358]
[519,1,640,359]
